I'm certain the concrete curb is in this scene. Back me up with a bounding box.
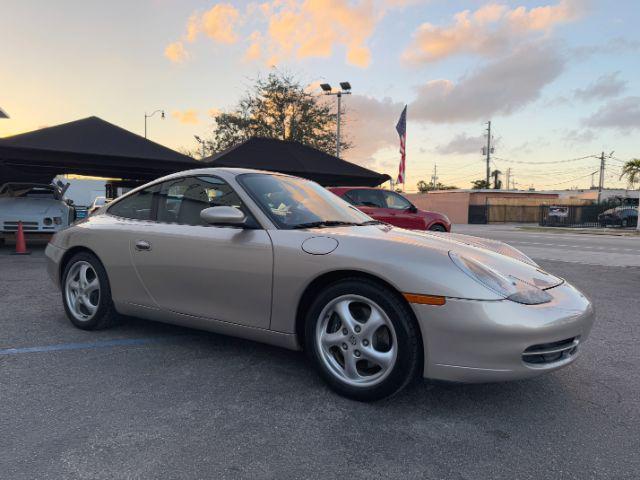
[517,226,640,237]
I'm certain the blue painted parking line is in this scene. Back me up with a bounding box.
[0,336,188,356]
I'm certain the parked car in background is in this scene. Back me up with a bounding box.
[88,196,111,215]
[327,187,451,232]
[0,182,73,234]
[598,206,638,228]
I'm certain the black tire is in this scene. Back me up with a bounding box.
[304,278,422,401]
[61,251,119,330]
[429,224,446,232]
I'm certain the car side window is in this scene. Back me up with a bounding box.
[156,176,245,226]
[108,186,159,220]
[382,191,412,210]
[345,189,384,208]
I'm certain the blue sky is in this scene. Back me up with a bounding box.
[2,0,639,190]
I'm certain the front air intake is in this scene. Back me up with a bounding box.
[522,337,579,365]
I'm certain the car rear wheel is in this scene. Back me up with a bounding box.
[305,278,422,401]
[62,252,118,330]
[429,224,446,232]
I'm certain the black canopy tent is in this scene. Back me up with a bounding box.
[0,118,390,188]
[203,137,390,187]
[0,116,200,185]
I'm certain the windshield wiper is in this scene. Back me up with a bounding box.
[291,220,361,229]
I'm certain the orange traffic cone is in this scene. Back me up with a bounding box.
[12,221,31,255]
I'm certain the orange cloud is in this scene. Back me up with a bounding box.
[243,31,262,62]
[166,0,416,67]
[165,3,240,63]
[164,41,188,63]
[263,0,379,68]
[403,0,586,64]
[201,3,241,43]
[172,109,200,124]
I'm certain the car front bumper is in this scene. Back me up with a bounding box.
[1,214,67,233]
[412,281,595,382]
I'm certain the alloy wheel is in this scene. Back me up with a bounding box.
[65,261,101,322]
[316,294,398,387]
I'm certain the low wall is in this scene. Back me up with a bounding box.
[405,192,470,224]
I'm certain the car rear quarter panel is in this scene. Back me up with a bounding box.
[49,215,156,308]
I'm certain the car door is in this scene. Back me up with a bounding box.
[126,175,273,329]
[343,189,389,222]
[379,191,424,229]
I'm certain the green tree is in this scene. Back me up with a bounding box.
[471,179,491,189]
[620,159,640,188]
[417,180,458,192]
[203,72,350,156]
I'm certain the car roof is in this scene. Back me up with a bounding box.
[157,167,295,182]
[327,186,381,193]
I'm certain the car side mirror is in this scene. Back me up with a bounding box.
[408,204,417,213]
[200,206,246,226]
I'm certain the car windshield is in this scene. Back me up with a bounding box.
[0,184,59,199]
[239,173,374,229]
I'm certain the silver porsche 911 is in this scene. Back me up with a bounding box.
[45,168,595,401]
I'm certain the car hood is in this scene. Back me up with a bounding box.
[0,197,66,215]
[320,225,564,291]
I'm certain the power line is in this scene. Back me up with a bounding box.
[491,155,597,165]
[536,171,598,187]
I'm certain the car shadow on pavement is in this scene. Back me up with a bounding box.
[107,314,575,416]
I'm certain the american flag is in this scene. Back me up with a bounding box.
[396,105,407,185]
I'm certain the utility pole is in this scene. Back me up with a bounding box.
[597,151,606,203]
[505,168,511,190]
[431,164,438,190]
[336,92,342,158]
[485,121,492,187]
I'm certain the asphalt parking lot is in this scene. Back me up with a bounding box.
[1,235,639,479]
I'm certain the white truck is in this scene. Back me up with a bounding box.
[0,182,74,239]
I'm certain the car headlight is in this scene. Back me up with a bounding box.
[449,251,552,305]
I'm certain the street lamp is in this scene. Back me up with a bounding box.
[194,135,206,160]
[0,107,9,119]
[144,109,165,138]
[320,82,351,158]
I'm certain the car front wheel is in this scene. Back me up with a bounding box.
[305,278,422,401]
[62,252,118,330]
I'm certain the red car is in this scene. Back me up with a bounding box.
[327,186,451,232]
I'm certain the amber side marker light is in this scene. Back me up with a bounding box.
[403,293,446,306]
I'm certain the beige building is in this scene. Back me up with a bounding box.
[404,189,593,224]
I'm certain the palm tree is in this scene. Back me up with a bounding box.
[619,159,640,231]
[620,159,640,188]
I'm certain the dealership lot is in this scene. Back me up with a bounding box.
[1,237,639,479]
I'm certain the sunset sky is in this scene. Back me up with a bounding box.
[2,0,639,190]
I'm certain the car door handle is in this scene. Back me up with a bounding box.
[135,240,151,251]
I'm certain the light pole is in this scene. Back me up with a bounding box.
[320,82,351,158]
[144,109,165,138]
[194,135,206,160]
